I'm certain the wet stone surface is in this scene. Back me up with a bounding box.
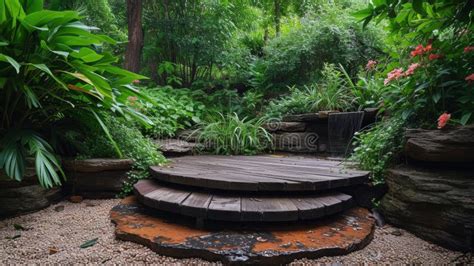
[111,197,376,264]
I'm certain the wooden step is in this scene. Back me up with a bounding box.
[134,179,354,222]
[150,155,369,192]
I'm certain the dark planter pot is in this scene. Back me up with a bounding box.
[0,169,63,218]
[63,158,134,199]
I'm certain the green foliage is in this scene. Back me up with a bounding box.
[261,2,385,89]
[64,114,166,196]
[350,117,405,184]
[265,64,355,118]
[137,87,206,138]
[196,113,272,155]
[0,0,149,187]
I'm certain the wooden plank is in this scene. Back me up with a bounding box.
[241,198,264,221]
[241,197,299,221]
[180,192,212,218]
[143,186,191,213]
[291,197,326,220]
[317,195,344,215]
[207,195,241,221]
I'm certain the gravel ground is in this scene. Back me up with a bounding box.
[0,199,466,265]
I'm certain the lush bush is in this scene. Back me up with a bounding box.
[265,64,355,118]
[260,3,385,89]
[63,114,166,196]
[0,0,148,188]
[350,117,405,183]
[136,87,206,138]
[196,113,272,155]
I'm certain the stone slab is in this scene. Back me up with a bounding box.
[63,158,134,173]
[111,197,375,264]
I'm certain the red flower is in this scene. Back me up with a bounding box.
[404,63,420,76]
[366,60,377,71]
[464,46,474,53]
[437,112,451,129]
[424,44,433,53]
[466,73,474,83]
[428,54,442,60]
[384,68,404,85]
[411,44,425,57]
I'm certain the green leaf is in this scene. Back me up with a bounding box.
[412,0,426,15]
[0,53,21,73]
[460,113,472,125]
[13,224,26,230]
[80,238,98,249]
[70,47,103,63]
[28,63,67,89]
[91,110,123,158]
[432,92,441,103]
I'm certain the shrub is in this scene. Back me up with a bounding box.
[261,3,384,89]
[196,113,272,155]
[63,114,166,196]
[265,64,355,118]
[137,87,206,138]
[0,0,148,188]
[350,117,405,184]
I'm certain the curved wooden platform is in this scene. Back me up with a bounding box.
[134,179,353,222]
[150,155,369,192]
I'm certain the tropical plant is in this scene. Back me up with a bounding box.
[196,113,272,155]
[0,0,149,188]
[265,64,355,118]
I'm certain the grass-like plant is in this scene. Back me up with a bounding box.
[196,113,272,155]
[0,0,149,188]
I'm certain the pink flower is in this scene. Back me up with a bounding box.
[424,44,433,53]
[384,68,404,85]
[132,80,140,84]
[437,112,451,129]
[464,46,474,53]
[466,73,474,83]
[366,60,377,71]
[127,96,138,106]
[404,63,420,76]
[428,54,443,60]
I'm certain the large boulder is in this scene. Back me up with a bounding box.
[0,170,62,218]
[405,125,474,163]
[63,158,134,198]
[381,164,474,251]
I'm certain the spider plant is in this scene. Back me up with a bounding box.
[196,113,272,155]
[0,0,150,188]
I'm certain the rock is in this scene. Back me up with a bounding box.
[63,158,134,173]
[340,183,388,209]
[111,197,375,264]
[69,195,83,203]
[381,164,474,251]
[64,158,134,199]
[273,132,319,153]
[154,139,196,155]
[0,172,63,218]
[54,205,65,212]
[371,208,385,227]
[390,229,403,236]
[404,125,474,163]
[282,113,322,122]
[263,122,307,132]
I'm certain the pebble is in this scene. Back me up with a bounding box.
[0,199,464,264]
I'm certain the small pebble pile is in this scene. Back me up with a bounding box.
[0,199,465,264]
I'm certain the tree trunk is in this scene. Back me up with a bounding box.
[274,0,281,37]
[124,0,143,73]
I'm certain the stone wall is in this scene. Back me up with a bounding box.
[381,125,474,251]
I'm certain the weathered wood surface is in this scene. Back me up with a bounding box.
[134,179,354,222]
[150,155,369,192]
